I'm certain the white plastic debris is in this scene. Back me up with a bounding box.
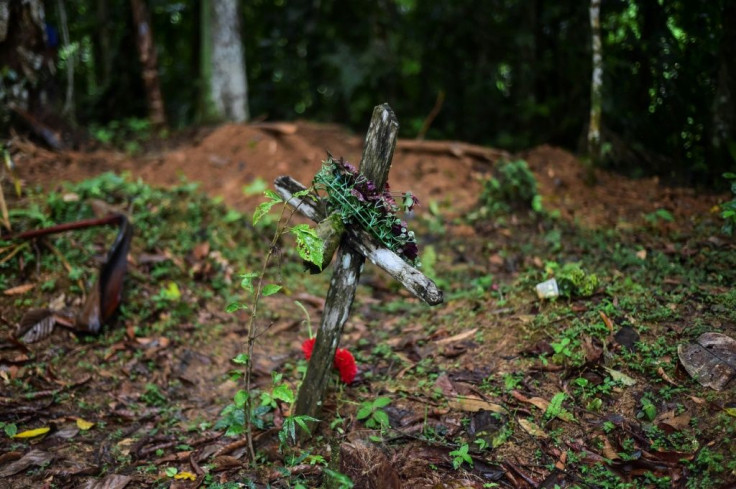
[536,278,559,299]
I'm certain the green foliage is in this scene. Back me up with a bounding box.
[0,422,17,438]
[478,159,541,216]
[89,118,152,154]
[449,443,473,470]
[290,224,325,270]
[553,263,599,298]
[721,173,736,235]
[356,397,391,429]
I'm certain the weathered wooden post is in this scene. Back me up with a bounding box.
[274,104,443,428]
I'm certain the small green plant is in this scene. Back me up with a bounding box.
[544,392,575,422]
[449,443,473,469]
[553,262,599,298]
[478,159,542,215]
[356,396,391,429]
[141,383,167,407]
[638,397,657,422]
[721,172,736,235]
[0,421,17,437]
[323,469,355,489]
[225,187,324,463]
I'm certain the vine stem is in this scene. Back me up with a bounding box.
[242,196,304,465]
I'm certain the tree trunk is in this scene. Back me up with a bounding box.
[200,0,249,122]
[130,0,166,128]
[711,3,736,162]
[0,0,50,125]
[587,0,602,166]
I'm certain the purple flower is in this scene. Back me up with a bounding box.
[402,242,419,261]
[350,188,366,202]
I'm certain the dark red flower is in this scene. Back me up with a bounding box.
[333,348,357,384]
[402,241,419,261]
[301,337,316,360]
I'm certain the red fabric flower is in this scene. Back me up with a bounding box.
[333,348,357,384]
[301,337,357,384]
[301,337,316,360]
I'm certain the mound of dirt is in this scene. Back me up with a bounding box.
[14,121,725,229]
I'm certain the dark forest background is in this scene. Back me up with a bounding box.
[3,0,735,186]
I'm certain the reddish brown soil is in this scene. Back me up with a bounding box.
[17,122,721,228]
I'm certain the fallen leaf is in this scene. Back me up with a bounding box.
[656,366,679,386]
[3,283,34,295]
[635,249,647,260]
[657,411,691,431]
[16,309,57,343]
[0,449,54,477]
[511,390,549,411]
[79,474,132,489]
[518,418,548,439]
[53,425,80,439]
[12,426,51,438]
[448,396,506,414]
[678,332,736,391]
[582,335,603,363]
[595,435,620,460]
[435,328,478,345]
[434,374,458,397]
[174,471,197,480]
[599,311,615,333]
[603,367,637,386]
[76,418,95,430]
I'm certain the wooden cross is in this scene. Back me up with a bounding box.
[273,104,444,427]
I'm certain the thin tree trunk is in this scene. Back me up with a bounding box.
[130,0,166,128]
[56,0,75,121]
[587,0,602,165]
[95,0,113,91]
[200,0,249,122]
[711,3,736,157]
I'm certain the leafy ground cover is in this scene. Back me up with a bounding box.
[1,124,734,488]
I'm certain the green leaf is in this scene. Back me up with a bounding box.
[234,390,248,408]
[293,189,311,199]
[165,467,178,477]
[3,423,17,437]
[225,302,243,313]
[243,178,268,196]
[232,353,249,365]
[262,284,282,297]
[372,410,389,428]
[264,189,283,202]
[372,397,392,409]
[161,281,181,301]
[253,200,281,225]
[271,384,295,404]
[225,423,244,437]
[290,224,324,269]
[356,405,373,420]
[545,392,565,419]
[240,272,259,292]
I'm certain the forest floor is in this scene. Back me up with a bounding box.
[1,121,735,489]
